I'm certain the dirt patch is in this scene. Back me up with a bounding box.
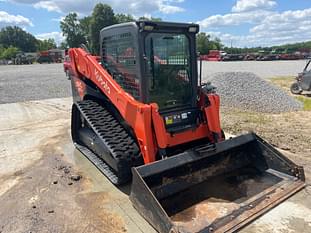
[222,110,311,153]
[0,98,72,177]
[0,136,126,233]
[0,98,126,233]
[221,109,311,175]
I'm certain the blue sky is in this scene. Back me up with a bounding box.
[0,0,311,47]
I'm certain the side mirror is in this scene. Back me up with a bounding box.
[202,82,216,94]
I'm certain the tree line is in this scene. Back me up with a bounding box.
[196,32,223,54]
[224,41,311,55]
[2,2,310,60]
[60,3,222,55]
[60,3,162,54]
[0,26,57,59]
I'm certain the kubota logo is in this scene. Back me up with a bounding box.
[95,69,110,95]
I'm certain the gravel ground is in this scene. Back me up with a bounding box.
[0,60,306,104]
[207,72,302,113]
[202,60,307,79]
[0,64,71,104]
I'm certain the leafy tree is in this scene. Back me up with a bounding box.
[196,32,210,54]
[0,46,19,59]
[197,33,224,54]
[115,13,134,23]
[224,47,244,54]
[60,12,86,48]
[37,38,57,51]
[59,4,165,54]
[0,47,4,59]
[59,41,68,49]
[89,4,116,54]
[0,26,37,52]
[223,40,311,54]
[213,37,223,50]
[80,16,92,44]
[0,45,4,58]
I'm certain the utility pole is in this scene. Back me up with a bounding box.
[230,40,233,54]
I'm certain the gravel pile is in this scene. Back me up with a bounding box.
[207,72,302,113]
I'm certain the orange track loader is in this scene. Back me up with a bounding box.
[69,21,305,233]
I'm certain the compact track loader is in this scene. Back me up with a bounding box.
[69,21,305,233]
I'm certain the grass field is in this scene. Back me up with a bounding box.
[296,96,311,110]
[269,76,311,110]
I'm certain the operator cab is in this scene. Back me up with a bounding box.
[100,21,200,133]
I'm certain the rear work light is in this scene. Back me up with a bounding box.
[143,25,154,31]
[188,26,198,33]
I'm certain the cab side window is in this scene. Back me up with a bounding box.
[102,32,140,100]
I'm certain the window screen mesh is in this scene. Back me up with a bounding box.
[144,33,192,109]
[102,32,140,99]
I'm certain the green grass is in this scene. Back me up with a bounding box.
[269,77,295,90]
[239,112,269,124]
[296,96,311,111]
[223,108,271,124]
[269,77,311,111]
[270,76,294,81]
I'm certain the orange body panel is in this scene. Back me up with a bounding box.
[204,94,223,141]
[151,103,212,148]
[69,48,222,164]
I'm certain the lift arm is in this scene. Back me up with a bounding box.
[69,48,157,163]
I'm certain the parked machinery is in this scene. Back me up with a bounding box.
[69,21,305,233]
[291,59,311,95]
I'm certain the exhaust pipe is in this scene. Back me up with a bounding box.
[130,133,305,233]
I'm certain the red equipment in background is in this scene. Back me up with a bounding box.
[200,50,222,61]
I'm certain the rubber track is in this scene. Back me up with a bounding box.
[75,143,120,184]
[74,100,142,184]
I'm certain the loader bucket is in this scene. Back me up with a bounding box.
[130,133,305,233]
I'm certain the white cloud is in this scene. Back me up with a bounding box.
[207,31,263,47]
[198,0,311,47]
[159,4,184,14]
[207,8,311,47]
[0,10,33,28]
[10,0,185,15]
[251,8,311,34]
[197,10,271,29]
[51,16,65,22]
[247,8,311,46]
[36,31,65,45]
[232,0,277,13]
[197,0,277,29]
[166,0,184,3]
[33,1,61,13]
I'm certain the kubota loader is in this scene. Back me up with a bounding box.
[69,21,305,233]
